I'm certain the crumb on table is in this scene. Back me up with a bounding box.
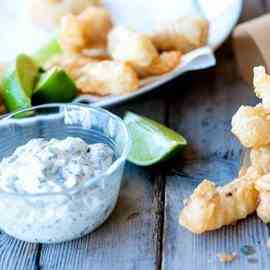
[217,252,237,263]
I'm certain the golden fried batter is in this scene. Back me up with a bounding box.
[59,6,113,53]
[179,65,270,234]
[59,14,86,53]
[108,27,181,77]
[44,53,94,79]
[44,54,139,95]
[75,61,139,96]
[239,165,263,181]
[255,174,270,223]
[231,104,270,148]
[108,27,159,70]
[150,16,209,53]
[250,145,270,175]
[78,6,113,48]
[179,176,258,234]
[137,51,181,78]
[249,144,270,223]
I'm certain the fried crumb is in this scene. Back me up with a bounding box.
[217,252,237,263]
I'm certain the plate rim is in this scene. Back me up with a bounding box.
[209,0,243,50]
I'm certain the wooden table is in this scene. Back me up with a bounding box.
[3,1,270,269]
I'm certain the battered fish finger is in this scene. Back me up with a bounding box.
[248,145,270,224]
[150,16,209,53]
[78,6,113,47]
[231,104,270,148]
[179,176,258,234]
[108,27,159,69]
[75,61,139,96]
[44,53,94,80]
[59,6,113,53]
[250,145,270,175]
[255,174,270,223]
[59,14,86,53]
[137,51,181,78]
[108,27,181,77]
[240,166,263,182]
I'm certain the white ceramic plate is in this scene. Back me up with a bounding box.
[0,0,242,107]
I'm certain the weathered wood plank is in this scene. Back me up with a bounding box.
[163,74,270,269]
[38,96,166,270]
[40,166,162,269]
[0,234,40,270]
[164,170,270,270]
[162,1,270,269]
[1,1,268,270]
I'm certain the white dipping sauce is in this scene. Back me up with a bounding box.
[0,137,113,193]
[0,137,119,243]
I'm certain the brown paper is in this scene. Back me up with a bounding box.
[233,14,270,83]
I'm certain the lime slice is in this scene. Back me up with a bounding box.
[2,54,38,113]
[33,67,76,103]
[33,39,62,66]
[124,112,187,166]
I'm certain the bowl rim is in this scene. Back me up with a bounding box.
[0,103,131,198]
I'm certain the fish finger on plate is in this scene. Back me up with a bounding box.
[59,6,113,53]
[137,51,182,78]
[81,47,111,61]
[108,27,181,77]
[59,14,86,53]
[44,53,94,80]
[150,16,209,53]
[26,0,101,30]
[78,6,113,48]
[75,61,139,96]
[108,26,159,72]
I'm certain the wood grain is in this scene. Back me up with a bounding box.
[2,1,270,270]
[162,1,270,269]
[0,234,40,270]
[38,96,166,270]
[164,173,270,270]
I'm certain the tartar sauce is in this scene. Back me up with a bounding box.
[0,137,113,193]
[0,137,118,243]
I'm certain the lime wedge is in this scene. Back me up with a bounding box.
[124,112,187,166]
[33,67,76,103]
[33,39,62,66]
[15,54,39,97]
[2,54,38,113]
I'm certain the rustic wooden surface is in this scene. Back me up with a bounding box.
[2,0,270,269]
